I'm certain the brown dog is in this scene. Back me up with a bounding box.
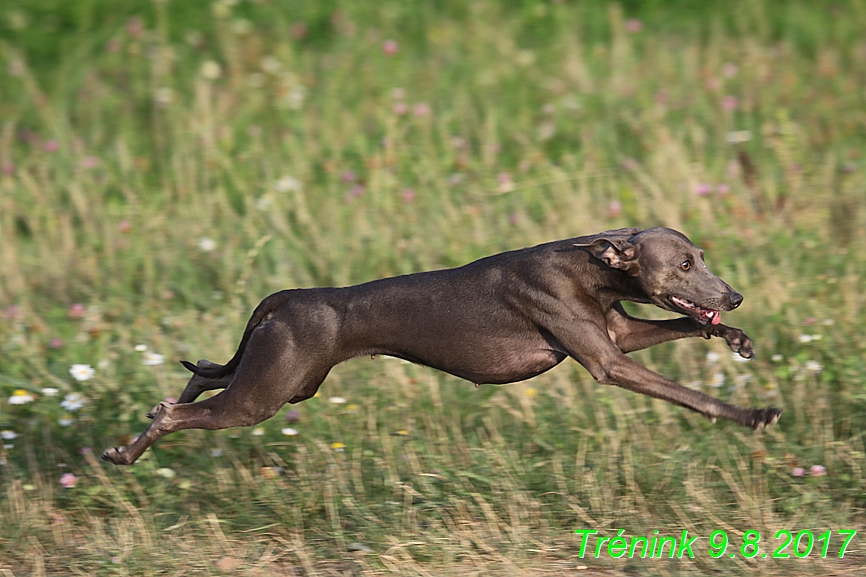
[103,227,780,465]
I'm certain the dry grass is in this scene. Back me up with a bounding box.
[1,0,866,574]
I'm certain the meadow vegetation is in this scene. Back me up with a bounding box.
[1,0,865,574]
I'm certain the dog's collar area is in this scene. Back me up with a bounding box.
[669,295,721,325]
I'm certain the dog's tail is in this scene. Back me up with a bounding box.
[180,293,284,379]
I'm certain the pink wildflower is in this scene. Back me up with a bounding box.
[412,103,431,117]
[290,22,308,40]
[722,62,738,78]
[68,303,85,319]
[382,39,399,56]
[705,77,721,92]
[625,19,642,33]
[81,156,99,169]
[695,183,713,196]
[126,16,144,39]
[59,473,79,488]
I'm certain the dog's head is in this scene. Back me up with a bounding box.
[576,227,742,325]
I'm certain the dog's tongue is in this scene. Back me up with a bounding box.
[711,311,722,325]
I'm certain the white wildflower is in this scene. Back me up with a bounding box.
[154,87,174,106]
[60,393,85,412]
[329,396,347,404]
[261,55,281,74]
[70,364,95,382]
[8,390,35,404]
[200,60,222,80]
[281,427,299,436]
[710,373,726,388]
[274,175,302,192]
[42,388,59,396]
[143,353,164,366]
[705,351,720,364]
[197,237,217,252]
[726,130,752,143]
[282,85,306,109]
[805,360,823,373]
[0,431,17,441]
[256,194,273,210]
[798,334,813,344]
[155,467,176,479]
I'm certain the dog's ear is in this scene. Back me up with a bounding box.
[574,237,640,273]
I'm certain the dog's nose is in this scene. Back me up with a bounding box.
[729,291,743,309]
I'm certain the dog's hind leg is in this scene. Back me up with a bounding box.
[103,321,332,465]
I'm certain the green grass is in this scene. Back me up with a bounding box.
[1,0,866,574]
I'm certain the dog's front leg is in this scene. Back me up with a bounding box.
[606,304,753,358]
[552,323,779,429]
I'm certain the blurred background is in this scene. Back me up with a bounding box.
[1,0,865,574]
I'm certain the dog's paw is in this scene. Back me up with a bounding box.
[749,407,782,430]
[101,446,130,465]
[712,325,753,359]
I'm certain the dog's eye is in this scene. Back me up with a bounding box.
[680,261,691,271]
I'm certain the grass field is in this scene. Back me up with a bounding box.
[1,0,866,574]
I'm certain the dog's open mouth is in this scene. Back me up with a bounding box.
[670,296,721,325]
